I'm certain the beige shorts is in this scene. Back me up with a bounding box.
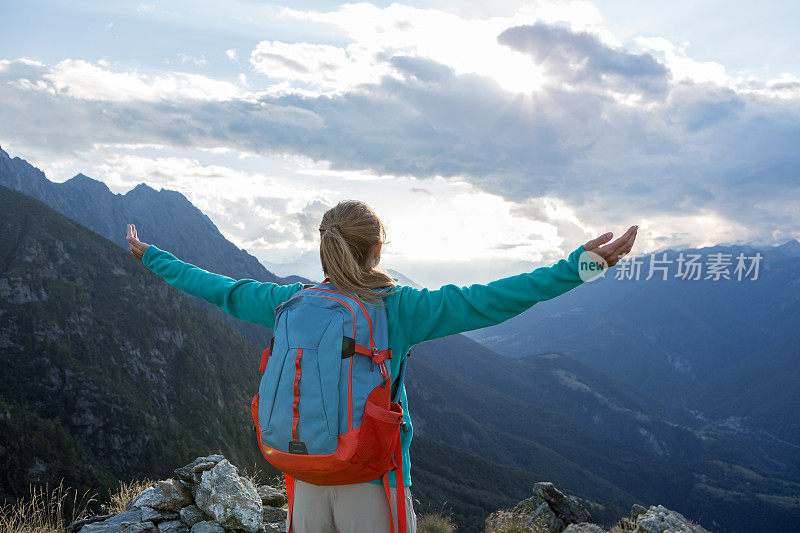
[290,478,418,533]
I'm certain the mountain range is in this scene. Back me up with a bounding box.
[463,238,800,447]
[2,146,799,531]
[0,146,308,349]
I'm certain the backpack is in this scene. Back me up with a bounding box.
[250,279,409,533]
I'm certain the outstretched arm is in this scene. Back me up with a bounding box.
[394,226,638,345]
[126,224,303,329]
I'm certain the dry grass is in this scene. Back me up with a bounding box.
[239,463,286,498]
[239,461,265,490]
[100,477,155,515]
[609,517,637,532]
[484,510,550,533]
[417,510,457,533]
[0,480,97,533]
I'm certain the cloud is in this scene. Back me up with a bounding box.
[249,40,392,93]
[497,22,670,97]
[6,58,238,102]
[177,53,207,66]
[1,2,799,257]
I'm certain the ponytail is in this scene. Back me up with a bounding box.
[319,200,398,305]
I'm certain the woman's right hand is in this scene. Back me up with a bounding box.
[126,224,150,261]
[583,225,638,268]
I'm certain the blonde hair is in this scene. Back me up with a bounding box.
[319,200,399,305]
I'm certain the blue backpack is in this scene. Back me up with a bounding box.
[250,280,409,533]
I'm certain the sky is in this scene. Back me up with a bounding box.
[1,0,798,286]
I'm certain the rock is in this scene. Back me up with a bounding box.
[257,485,288,507]
[631,504,648,520]
[486,507,563,533]
[499,482,596,532]
[126,523,157,533]
[179,505,206,527]
[262,506,288,523]
[532,482,593,525]
[563,524,605,533]
[175,455,225,485]
[68,513,115,532]
[158,520,190,533]
[78,509,145,532]
[194,459,263,532]
[528,502,566,532]
[633,505,711,533]
[489,504,565,533]
[141,506,180,523]
[130,487,159,510]
[131,479,192,511]
[190,521,225,533]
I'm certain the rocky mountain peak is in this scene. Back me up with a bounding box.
[65,172,112,194]
[776,238,800,257]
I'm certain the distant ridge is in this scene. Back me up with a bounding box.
[0,145,304,286]
[0,145,312,345]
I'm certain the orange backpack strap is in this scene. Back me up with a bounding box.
[285,474,295,532]
[394,432,407,533]
[382,431,407,533]
[382,473,394,533]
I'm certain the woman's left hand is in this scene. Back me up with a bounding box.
[583,225,638,268]
[126,224,150,261]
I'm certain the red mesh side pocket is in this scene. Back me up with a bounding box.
[353,397,403,471]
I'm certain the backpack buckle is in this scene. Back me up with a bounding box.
[288,440,309,455]
[378,361,389,387]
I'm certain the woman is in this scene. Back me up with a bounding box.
[126,200,637,532]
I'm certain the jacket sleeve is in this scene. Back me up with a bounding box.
[141,245,304,330]
[393,244,587,345]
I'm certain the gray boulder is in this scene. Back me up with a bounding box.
[158,520,190,533]
[631,504,648,520]
[141,506,180,523]
[491,481,596,533]
[123,523,156,533]
[633,505,711,533]
[257,485,288,507]
[194,459,263,532]
[189,522,225,533]
[262,505,288,523]
[130,479,192,511]
[175,455,225,486]
[179,505,206,527]
[78,509,147,533]
[487,505,565,533]
[526,502,566,532]
[68,513,115,532]
[563,525,605,533]
[531,482,593,525]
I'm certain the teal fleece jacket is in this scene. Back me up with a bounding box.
[141,243,587,488]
